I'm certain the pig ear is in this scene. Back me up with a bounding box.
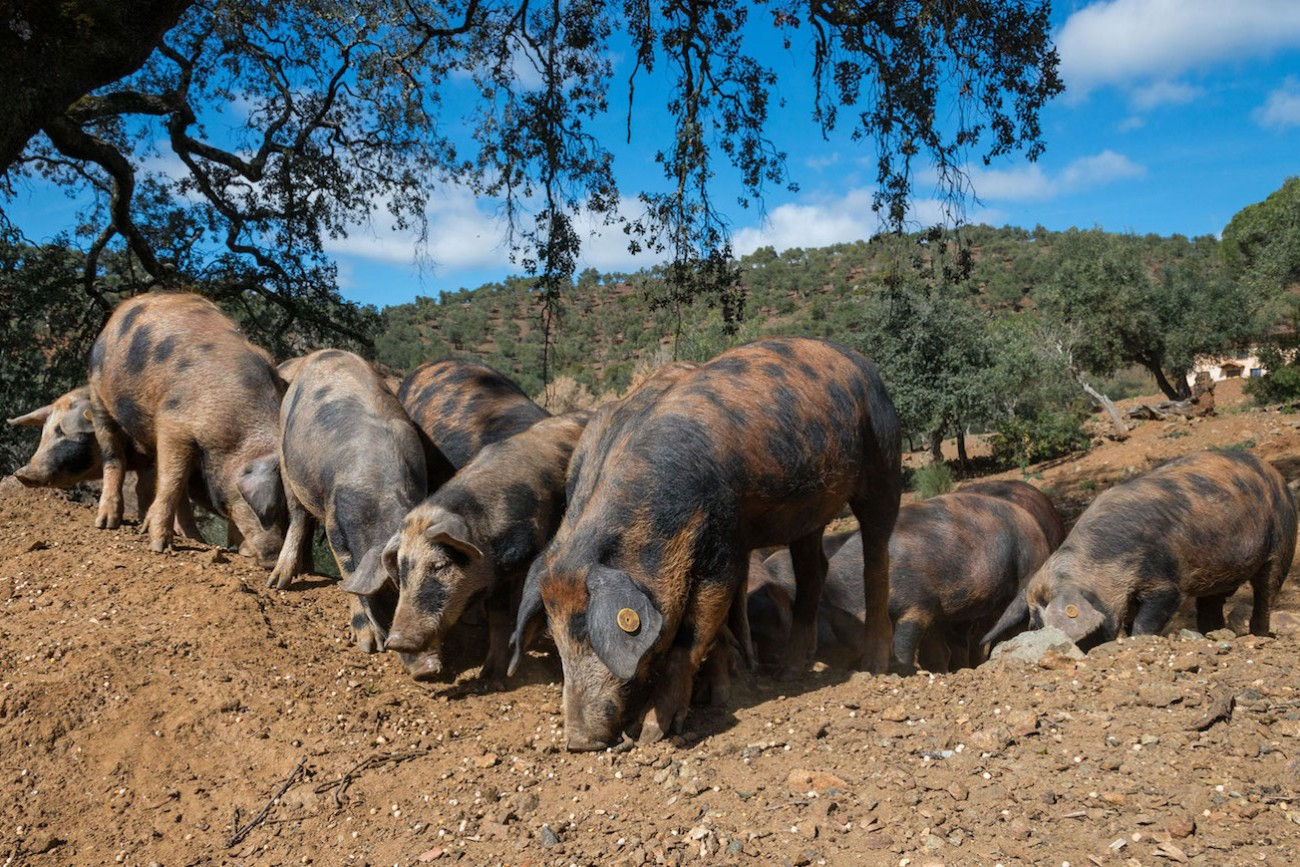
[981,592,1030,647]
[427,513,483,560]
[1040,590,1105,642]
[380,531,401,582]
[8,403,53,426]
[340,543,391,596]
[236,456,287,531]
[586,565,663,681]
[507,556,548,677]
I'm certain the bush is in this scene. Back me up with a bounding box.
[912,461,954,500]
[988,408,1090,470]
[536,375,598,414]
[1244,363,1300,405]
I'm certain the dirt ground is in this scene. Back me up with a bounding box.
[4,379,1300,866]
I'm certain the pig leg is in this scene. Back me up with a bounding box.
[1130,585,1182,636]
[142,435,194,553]
[1249,565,1281,637]
[850,494,897,675]
[780,529,829,678]
[891,607,932,676]
[226,520,244,552]
[349,596,381,653]
[1195,593,1229,634]
[134,467,156,523]
[917,630,950,674]
[479,581,514,680]
[640,582,735,743]
[727,575,756,670]
[173,496,203,540]
[268,492,312,589]
[91,403,128,530]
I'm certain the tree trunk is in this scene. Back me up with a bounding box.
[1145,358,1190,401]
[955,426,969,473]
[1071,368,1128,436]
[928,428,944,463]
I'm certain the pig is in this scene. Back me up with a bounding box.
[748,494,1051,673]
[9,386,210,541]
[88,291,287,565]
[510,337,901,750]
[957,479,1067,550]
[270,349,455,679]
[352,412,588,680]
[885,492,1052,672]
[398,359,549,469]
[983,450,1297,649]
[275,356,308,384]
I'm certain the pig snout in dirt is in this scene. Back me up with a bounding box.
[380,414,586,681]
[989,450,1297,651]
[88,292,287,563]
[9,389,100,488]
[515,337,902,750]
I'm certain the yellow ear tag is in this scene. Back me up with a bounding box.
[83,409,94,421]
[617,607,640,634]
[1064,603,1079,619]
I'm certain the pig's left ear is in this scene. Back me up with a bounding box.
[341,543,391,596]
[586,565,663,681]
[427,512,483,559]
[1041,590,1105,643]
[236,455,287,530]
[7,403,53,426]
[508,556,548,677]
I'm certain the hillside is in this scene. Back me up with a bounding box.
[373,224,1223,402]
[4,392,1300,864]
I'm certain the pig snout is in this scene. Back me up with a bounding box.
[13,465,43,487]
[398,650,445,682]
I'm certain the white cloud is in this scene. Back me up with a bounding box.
[1058,0,1300,97]
[1117,115,1146,132]
[963,150,1145,202]
[804,152,841,171]
[729,189,1006,257]
[1127,80,1203,110]
[1255,77,1300,128]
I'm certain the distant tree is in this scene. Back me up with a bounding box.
[4,0,1062,354]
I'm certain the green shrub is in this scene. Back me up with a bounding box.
[912,462,954,500]
[1244,363,1300,405]
[988,408,1090,470]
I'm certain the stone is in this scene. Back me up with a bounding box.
[539,825,560,847]
[786,769,849,794]
[985,628,1084,666]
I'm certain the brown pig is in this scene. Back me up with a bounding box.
[398,359,549,470]
[10,386,127,490]
[88,292,287,565]
[957,479,1067,550]
[511,337,901,750]
[352,413,588,680]
[271,349,455,678]
[984,450,1297,649]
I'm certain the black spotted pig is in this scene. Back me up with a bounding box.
[748,494,1051,673]
[272,349,455,679]
[398,359,549,470]
[512,337,901,750]
[352,413,587,680]
[886,492,1052,672]
[88,292,286,565]
[984,450,1297,649]
[957,479,1067,550]
[7,386,214,538]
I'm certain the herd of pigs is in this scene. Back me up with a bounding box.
[8,292,1298,752]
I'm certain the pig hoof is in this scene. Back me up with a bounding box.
[351,625,379,654]
[266,570,293,591]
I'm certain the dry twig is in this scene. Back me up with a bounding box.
[314,748,428,808]
[227,757,308,848]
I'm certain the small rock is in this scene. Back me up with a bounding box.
[880,703,908,722]
[207,548,229,564]
[1137,683,1183,708]
[1205,628,1236,641]
[514,791,540,815]
[968,725,1011,754]
[475,751,499,769]
[1007,819,1031,840]
[1167,814,1196,838]
[416,848,443,862]
[786,769,849,794]
[1177,629,1204,641]
[946,783,968,802]
[1004,710,1039,738]
[23,834,63,855]
[539,825,560,847]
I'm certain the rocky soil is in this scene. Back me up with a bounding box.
[4,382,1300,865]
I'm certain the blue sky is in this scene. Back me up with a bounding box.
[7,0,1300,309]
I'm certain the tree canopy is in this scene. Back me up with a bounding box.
[1,0,1062,342]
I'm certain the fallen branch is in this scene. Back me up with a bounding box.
[314,748,428,808]
[227,757,308,848]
